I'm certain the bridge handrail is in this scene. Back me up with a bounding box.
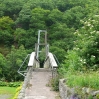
[18,67,33,99]
[53,54,60,66]
[48,52,58,68]
[28,52,35,66]
[17,54,30,77]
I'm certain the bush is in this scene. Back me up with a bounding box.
[73,16,99,69]
[8,82,21,87]
[0,81,21,87]
[0,81,8,86]
[61,15,99,75]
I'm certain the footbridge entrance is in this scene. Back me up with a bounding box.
[17,30,59,99]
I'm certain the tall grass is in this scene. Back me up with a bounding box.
[65,71,99,90]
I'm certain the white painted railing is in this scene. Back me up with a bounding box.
[28,52,35,66]
[48,52,58,68]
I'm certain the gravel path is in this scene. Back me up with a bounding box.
[0,94,11,99]
[24,70,59,99]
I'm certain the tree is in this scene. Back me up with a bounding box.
[63,6,86,29]
[25,0,55,10]
[30,8,50,29]
[14,28,37,49]
[64,15,99,71]
[0,3,6,17]
[48,23,75,50]
[0,16,14,31]
[50,46,66,63]
[15,4,31,29]
[1,0,25,19]
[0,53,7,80]
[0,16,14,46]
[14,28,26,48]
[6,45,28,81]
[46,9,63,26]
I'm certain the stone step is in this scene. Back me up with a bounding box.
[33,68,52,72]
[24,95,47,99]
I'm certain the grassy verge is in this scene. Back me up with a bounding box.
[65,71,99,90]
[0,86,17,99]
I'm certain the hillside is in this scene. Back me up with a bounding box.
[0,0,99,81]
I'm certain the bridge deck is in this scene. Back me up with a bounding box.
[24,69,59,99]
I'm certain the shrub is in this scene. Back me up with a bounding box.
[0,81,8,86]
[59,50,86,75]
[0,81,21,87]
[8,82,21,87]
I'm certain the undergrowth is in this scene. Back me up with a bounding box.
[0,81,21,87]
[47,76,60,91]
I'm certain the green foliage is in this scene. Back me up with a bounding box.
[50,46,66,63]
[6,45,28,81]
[0,81,21,87]
[1,0,99,82]
[50,77,59,91]
[0,3,6,17]
[8,82,21,87]
[1,0,25,18]
[47,9,62,26]
[0,30,14,46]
[73,15,99,69]
[49,24,75,50]
[0,53,7,78]
[39,48,46,68]
[14,28,26,47]
[0,16,14,46]
[16,4,31,29]
[66,71,99,90]
[63,50,83,72]
[63,6,86,29]
[88,96,93,99]
[0,81,7,86]
[30,8,50,29]
[0,16,14,31]
[62,15,99,73]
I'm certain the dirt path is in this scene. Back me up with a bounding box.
[24,70,60,99]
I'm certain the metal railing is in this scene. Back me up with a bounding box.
[53,54,60,66]
[17,54,30,77]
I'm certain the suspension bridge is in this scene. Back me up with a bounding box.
[17,30,59,99]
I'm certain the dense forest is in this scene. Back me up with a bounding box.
[0,0,99,81]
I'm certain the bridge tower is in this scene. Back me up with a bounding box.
[35,30,49,68]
